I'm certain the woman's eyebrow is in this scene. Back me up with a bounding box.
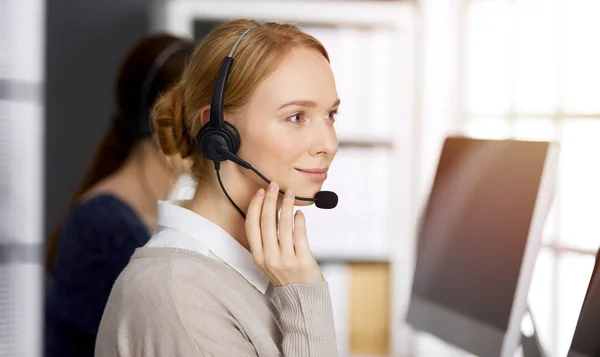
[277,98,341,110]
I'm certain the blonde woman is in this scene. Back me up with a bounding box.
[96,19,341,356]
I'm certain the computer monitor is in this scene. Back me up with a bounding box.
[567,248,600,357]
[405,137,559,357]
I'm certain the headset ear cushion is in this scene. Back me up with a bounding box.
[196,120,241,162]
[222,122,241,154]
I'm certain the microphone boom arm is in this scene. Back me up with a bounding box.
[216,146,316,202]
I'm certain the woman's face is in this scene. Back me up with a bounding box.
[235,47,339,205]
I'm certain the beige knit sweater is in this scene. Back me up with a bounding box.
[94,247,338,356]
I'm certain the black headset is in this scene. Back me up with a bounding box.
[196,26,258,163]
[133,39,193,138]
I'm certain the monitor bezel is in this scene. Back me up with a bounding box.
[566,248,600,357]
[406,137,560,357]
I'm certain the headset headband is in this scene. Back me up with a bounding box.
[208,25,259,130]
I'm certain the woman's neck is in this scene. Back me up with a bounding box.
[86,142,174,232]
[187,167,257,251]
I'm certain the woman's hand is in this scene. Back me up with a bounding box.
[245,181,324,287]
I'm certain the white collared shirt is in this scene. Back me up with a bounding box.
[145,200,270,294]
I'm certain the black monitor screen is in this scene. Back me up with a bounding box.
[411,137,550,331]
[569,250,600,357]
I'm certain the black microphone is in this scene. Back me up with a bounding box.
[313,191,338,209]
[216,146,338,209]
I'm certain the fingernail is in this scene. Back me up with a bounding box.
[268,182,277,192]
[284,189,294,198]
[295,209,302,216]
[256,188,264,196]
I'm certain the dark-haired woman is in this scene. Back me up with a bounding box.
[44,34,194,357]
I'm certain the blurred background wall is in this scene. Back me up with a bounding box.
[44,0,150,236]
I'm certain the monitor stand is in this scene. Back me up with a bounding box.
[520,307,547,357]
[521,331,546,357]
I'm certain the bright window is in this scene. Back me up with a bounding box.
[464,0,600,355]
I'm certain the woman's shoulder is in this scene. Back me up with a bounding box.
[97,249,260,356]
[68,193,141,224]
[53,193,151,269]
[63,193,149,237]
[124,247,255,297]
[112,248,234,306]
[128,247,230,281]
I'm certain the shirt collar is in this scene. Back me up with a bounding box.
[156,200,270,294]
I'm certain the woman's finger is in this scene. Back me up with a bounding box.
[292,210,311,258]
[245,188,266,263]
[278,188,295,257]
[260,181,280,261]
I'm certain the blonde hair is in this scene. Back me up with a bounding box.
[152,19,329,181]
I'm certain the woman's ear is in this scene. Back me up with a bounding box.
[200,105,211,126]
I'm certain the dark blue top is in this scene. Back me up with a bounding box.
[45,194,151,357]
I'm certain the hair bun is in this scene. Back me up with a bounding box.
[153,84,193,158]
